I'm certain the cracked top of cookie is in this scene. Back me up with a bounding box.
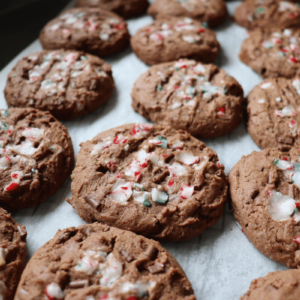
[131,59,243,139]
[4,50,114,120]
[0,108,74,211]
[229,147,300,268]
[0,208,27,300]
[68,123,227,242]
[14,223,196,300]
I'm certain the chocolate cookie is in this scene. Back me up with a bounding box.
[0,208,27,300]
[4,50,114,121]
[67,123,227,242]
[131,59,244,139]
[247,77,300,149]
[0,108,74,211]
[235,0,300,30]
[14,223,196,300]
[240,28,300,78]
[241,269,300,300]
[229,147,300,268]
[131,17,220,66]
[40,8,130,57]
[147,0,228,28]
[75,0,149,19]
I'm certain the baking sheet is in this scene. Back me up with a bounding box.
[0,1,288,299]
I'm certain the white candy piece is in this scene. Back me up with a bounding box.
[168,162,187,177]
[293,79,300,95]
[274,159,293,170]
[110,179,132,203]
[268,190,299,221]
[22,128,44,140]
[175,152,199,165]
[99,253,122,287]
[7,140,39,156]
[179,184,194,199]
[281,105,296,117]
[91,141,112,155]
[45,283,64,300]
[151,188,168,203]
[74,255,99,274]
[130,124,152,137]
[133,190,151,205]
[260,82,272,89]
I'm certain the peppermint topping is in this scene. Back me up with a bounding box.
[268,190,300,222]
[179,184,194,200]
[45,283,64,300]
[260,82,273,89]
[110,179,132,203]
[75,249,107,274]
[0,110,9,118]
[274,158,293,170]
[151,188,169,205]
[175,152,199,165]
[130,124,152,137]
[99,253,123,287]
[275,105,296,117]
[168,162,187,177]
[133,190,152,207]
[147,18,205,45]
[91,140,113,155]
[149,136,168,148]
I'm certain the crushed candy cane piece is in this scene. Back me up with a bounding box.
[151,188,169,205]
[130,124,152,137]
[91,141,113,155]
[45,283,64,300]
[99,253,122,287]
[179,184,194,199]
[149,136,168,148]
[268,190,300,221]
[110,179,132,203]
[175,152,199,165]
[168,162,187,177]
[274,158,293,170]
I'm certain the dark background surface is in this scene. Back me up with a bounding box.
[0,0,70,70]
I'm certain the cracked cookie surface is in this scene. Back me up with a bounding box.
[67,123,227,241]
[241,269,300,300]
[39,8,130,58]
[75,0,149,19]
[131,17,220,66]
[0,208,27,300]
[229,147,300,268]
[131,59,244,139]
[4,50,114,121]
[0,108,74,211]
[247,77,300,149]
[14,223,196,300]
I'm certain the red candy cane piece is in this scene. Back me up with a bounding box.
[5,182,18,192]
[293,236,300,245]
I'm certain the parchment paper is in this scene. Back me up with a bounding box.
[0,1,288,299]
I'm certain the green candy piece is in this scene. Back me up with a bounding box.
[274,159,279,165]
[155,192,169,205]
[143,197,152,208]
[157,136,168,149]
[202,22,208,28]
[0,122,8,130]
[157,85,163,91]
